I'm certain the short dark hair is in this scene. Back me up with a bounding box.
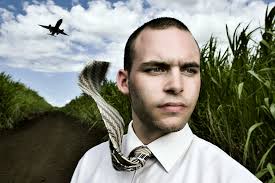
[123,17,198,74]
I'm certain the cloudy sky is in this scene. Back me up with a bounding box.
[0,0,274,107]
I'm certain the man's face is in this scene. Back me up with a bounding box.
[127,27,201,137]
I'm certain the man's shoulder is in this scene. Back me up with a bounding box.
[191,135,261,183]
[192,135,241,165]
[82,140,110,159]
[75,140,111,173]
[71,140,116,182]
[193,135,230,156]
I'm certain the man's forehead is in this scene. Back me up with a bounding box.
[136,27,195,42]
[134,27,200,54]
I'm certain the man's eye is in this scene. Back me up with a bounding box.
[182,68,198,75]
[145,67,166,73]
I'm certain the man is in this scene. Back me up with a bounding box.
[71,17,261,183]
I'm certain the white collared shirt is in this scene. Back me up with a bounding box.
[71,122,262,183]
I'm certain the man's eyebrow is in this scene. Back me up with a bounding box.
[140,61,200,68]
[140,61,169,67]
[180,62,200,69]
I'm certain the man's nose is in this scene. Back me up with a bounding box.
[163,69,183,95]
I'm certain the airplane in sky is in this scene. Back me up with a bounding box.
[39,19,68,36]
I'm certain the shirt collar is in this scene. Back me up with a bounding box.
[122,121,144,157]
[122,121,194,172]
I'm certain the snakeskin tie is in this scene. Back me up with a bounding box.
[78,60,153,171]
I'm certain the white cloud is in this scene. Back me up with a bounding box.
[0,8,15,22]
[0,0,274,80]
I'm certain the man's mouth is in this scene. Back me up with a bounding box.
[158,102,186,113]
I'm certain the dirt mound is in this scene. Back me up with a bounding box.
[0,111,107,183]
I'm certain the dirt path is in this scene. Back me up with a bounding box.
[0,111,107,183]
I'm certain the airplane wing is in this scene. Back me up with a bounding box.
[39,25,51,30]
[60,32,68,36]
[58,29,69,36]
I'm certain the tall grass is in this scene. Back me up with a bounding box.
[191,5,275,182]
[60,79,131,131]
[0,72,52,129]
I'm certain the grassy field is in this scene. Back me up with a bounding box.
[190,6,275,182]
[60,79,131,131]
[0,72,53,129]
[0,5,274,183]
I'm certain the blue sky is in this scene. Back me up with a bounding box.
[0,0,274,107]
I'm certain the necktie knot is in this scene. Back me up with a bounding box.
[129,146,153,167]
[129,146,152,159]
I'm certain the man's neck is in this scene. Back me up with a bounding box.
[131,120,167,145]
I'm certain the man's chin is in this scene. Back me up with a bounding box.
[152,119,187,133]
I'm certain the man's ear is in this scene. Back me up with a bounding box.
[116,69,129,95]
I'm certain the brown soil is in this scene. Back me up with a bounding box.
[0,111,107,183]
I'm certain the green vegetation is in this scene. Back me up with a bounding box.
[61,6,275,183]
[0,72,52,129]
[191,5,275,182]
[60,79,131,130]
